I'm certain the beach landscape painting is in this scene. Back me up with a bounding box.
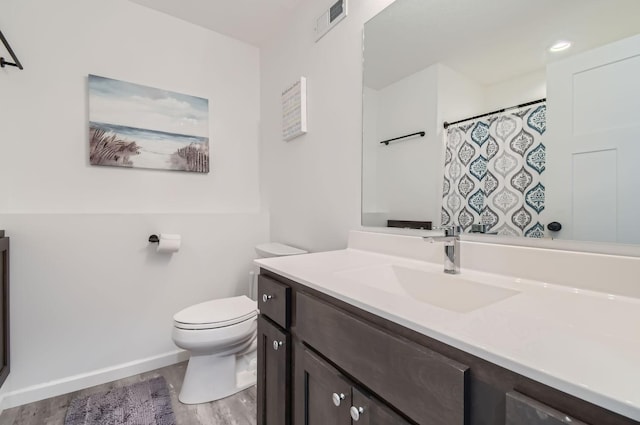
[88,75,209,173]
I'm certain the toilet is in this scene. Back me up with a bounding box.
[172,242,307,404]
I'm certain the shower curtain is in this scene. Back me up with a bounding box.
[441,103,546,238]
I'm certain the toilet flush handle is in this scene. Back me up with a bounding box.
[262,294,273,303]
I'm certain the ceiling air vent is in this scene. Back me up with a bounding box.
[315,0,348,42]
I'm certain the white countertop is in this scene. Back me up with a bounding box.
[256,248,640,421]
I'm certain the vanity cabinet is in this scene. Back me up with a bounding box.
[0,233,9,389]
[257,275,292,425]
[257,269,639,425]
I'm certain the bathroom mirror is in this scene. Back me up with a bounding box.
[362,0,640,245]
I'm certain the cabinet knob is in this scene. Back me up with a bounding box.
[272,340,283,351]
[350,406,364,421]
[331,392,345,407]
[262,294,273,303]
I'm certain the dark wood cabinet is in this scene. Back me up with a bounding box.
[257,316,290,425]
[506,392,590,425]
[298,345,351,424]
[257,274,292,425]
[258,269,639,425]
[0,234,9,389]
[296,292,467,425]
[297,345,412,425]
[258,275,291,329]
[351,387,413,425]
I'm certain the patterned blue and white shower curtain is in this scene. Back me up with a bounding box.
[441,103,546,237]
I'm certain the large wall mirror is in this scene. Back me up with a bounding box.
[362,0,640,246]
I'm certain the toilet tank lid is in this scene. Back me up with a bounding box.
[256,242,307,257]
[174,295,257,325]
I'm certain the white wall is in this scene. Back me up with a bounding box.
[362,86,384,226]
[438,65,546,125]
[260,0,396,253]
[484,69,547,112]
[374,65,439,223]
[0,0,267,407]
[0,1,261,213]
[437,63,486,128]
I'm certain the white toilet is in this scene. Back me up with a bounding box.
[172,242,307,404]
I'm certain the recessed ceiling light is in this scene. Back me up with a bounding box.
[549,41,572,52]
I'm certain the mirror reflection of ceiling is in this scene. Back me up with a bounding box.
[364,0,640,90]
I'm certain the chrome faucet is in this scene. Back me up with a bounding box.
[424,226,460,274]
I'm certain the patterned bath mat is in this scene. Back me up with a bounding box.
[65,376,176,425]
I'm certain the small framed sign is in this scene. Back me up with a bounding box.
[282,77,307,141]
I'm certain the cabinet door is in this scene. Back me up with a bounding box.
[506,392,590,425]
[257,316,290,425]
[298,346,412,425]
[299,346,351,425]
[351,388,412,425]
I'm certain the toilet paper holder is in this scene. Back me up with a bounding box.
[148,234,181,253]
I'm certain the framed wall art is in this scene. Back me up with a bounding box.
[88,75,210,173]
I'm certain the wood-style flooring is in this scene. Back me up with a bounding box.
[0,362,256,425]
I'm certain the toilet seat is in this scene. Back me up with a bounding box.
[174,295,257,330]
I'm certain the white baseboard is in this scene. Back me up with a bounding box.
[0,349,189,411]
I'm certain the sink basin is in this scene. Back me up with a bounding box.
[335,264,520,313]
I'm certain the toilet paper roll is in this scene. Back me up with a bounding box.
[157,233,181,253]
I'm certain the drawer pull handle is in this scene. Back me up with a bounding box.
[350,406,364,421]
[262,294,273,303]
[331,392,345,407]
[272,340,283,351]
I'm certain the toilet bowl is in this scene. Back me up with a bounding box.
[172,296,258,404]
[172,242,307,404]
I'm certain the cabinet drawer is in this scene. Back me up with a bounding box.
[296,292,468,425]
[258,275,291,329]
[506,392,590,425]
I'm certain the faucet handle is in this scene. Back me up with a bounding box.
[436,225,461,236]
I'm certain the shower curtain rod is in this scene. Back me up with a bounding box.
[443,98,545,129]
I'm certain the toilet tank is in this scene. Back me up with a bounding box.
[250,243,307,301]
[255,242,307,258]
